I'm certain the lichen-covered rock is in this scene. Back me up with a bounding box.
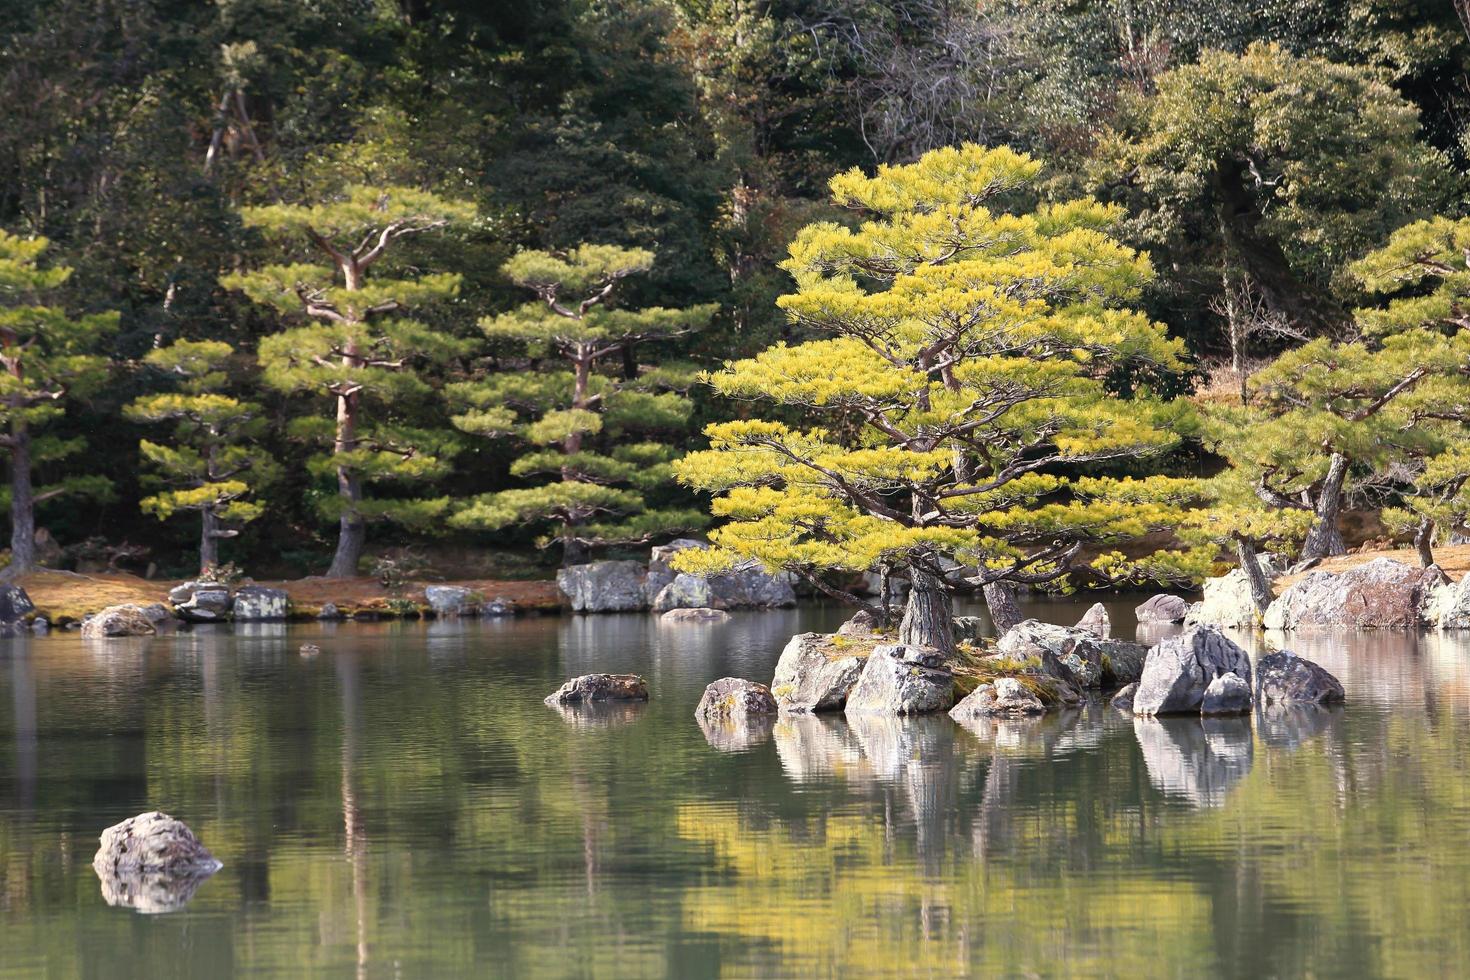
[138,604,174,625]
[650,572,714,611]
[232,585,288,621]
[951,615,986,643]
[1255,650,1345,705]
[1075,602,1110,639]
[1264,558,1442,630]
[996,620,1105,687]
[1110,682,1138,713]
[696,677,778,721]
[1201,672,1252,715]
[1184,569,1262,628]
[424,585,480,617]
[1132,626,1252,716]
[949,677,1045,718]
[544,673,649,705]
[770,633,867,712]
[644,538,707,599]
[0,583,34,634]
[837,608,881,636]
[662,606,730,623]
[482,597,513,616]
[1097,639,1149,687]
[843,643,953,715]
[557,561,648,613]
[644,540,797,610]
[171,581,233,622]
[1135,593,1189,624]
[81,604,157,638]
[92,812,220,884]
[1420,574,1470,629]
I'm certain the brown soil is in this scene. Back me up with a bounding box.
[16,570,562,624]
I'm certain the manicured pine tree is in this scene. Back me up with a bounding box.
[125,340,279,575]
[223,186,475,577]
[674,144,1201,654]
[0,232,118,574]
[449,245,715,564]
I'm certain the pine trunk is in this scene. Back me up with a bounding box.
[900,566,955,655]
[1235,538,1273,615]
[1415,517,1436,569]
[200,507,220,575]
[1299,452,1348,562]
[326,387,365,579]
[982,581,1023,635]
[8,424,34,576]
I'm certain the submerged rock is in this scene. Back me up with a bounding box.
[843,644,953,715]
[949,677,1045,718]
[770,633,867,712]
[557,561,648,613]
[1132,626,1252,716]
[232,585,287,621]
[81,604,157,638]
[1201,672,1252,716]
[1075,602,1110,639]
[1254,650,1345,705]
[1135,593,1189,624]
[1264,558,1442,630]
[696,677,778,721]
[661,606,730,623]
[424,585,479,617]
[544,673,649,705]
[93,811,220,912]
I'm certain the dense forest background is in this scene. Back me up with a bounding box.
[3,0,1469,579]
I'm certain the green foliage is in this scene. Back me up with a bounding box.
[676,145,1202,591]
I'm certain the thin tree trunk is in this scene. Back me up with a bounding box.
[1415,516,1436,569]
[1299,452,1349,563]
[982,581,1023,635]
[1235,537,1273,615]
[326,386,365,578]
[200,506,220,575]
[8,425,35,576]
[900,565,955,655]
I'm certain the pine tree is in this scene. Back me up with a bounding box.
[222,186,475,577]
[0,231,117,574]
[449,245,714,564]
[674,144,1200,654]
[125,340,278,575]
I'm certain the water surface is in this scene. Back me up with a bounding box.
[1,598,1468,977]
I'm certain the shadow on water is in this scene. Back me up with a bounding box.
[0,599,1466,975]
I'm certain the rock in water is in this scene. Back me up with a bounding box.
[843,644,953,715]
[770,633,866,712]
[0,583,34,635]
[644,539,708,599]
[1255,651,1345,705]
[544,673,649,705]
[995,619,1135,688]
[650,573,714,611]
[1201,672,1253,715]
[949,677,1045,718]
[1135,593,1189,624]
[696,677,778,720]
[232,585,288,621]
[81,605,157,638]
[1264,558,1442,629]
[1075,602,1110,639]
[424,585,480,617]
[317,602,341,620]
[1098,639,1149,687]
[557,561,648,613]
[661,607,730,623]
[170,581,233,622]
[92,811,220,912]
[1184,569,1264,628]
[1110,682,1139,713]
[1132,626,1252,716]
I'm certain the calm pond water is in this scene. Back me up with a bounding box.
[2,596,1469,978]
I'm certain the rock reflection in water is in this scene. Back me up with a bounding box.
[95,865,218,914]
[698,712,776,752]
[547,701,646,730]
[1133,715,1253,808]
[1257,701,1340,749]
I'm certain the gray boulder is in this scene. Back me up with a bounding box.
[645,540,796,610]
[949,677,1045,718]
[93,811,220,878]
[0,583,34,634]
[1132,626,1253,716]
[424,585,480,617]
[696,677,778,721]
[650,572,714,611]
[1264,558,1442,630]
[557,561,648,613]
[770,633,866,712]
[1135,593,1189,624]
[544,673,649,705]
[232,585,288,621]
[1097,639,1149,687]
[1110,682,1138,713]
[661,606,730,623]
[1201,672,1252,715]
[81,604,157,638]
[951,615,986,643]
[843,643,953,715]
[837,608,882,636]
[317,602,342,620]
[171,581,233,622]
[1075,602,1110,639]
[645,538,707,599]
[1255,650,1345,705]
[996,619,1104,688]
[482,596,513,616]
[1185,569,1264,628]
